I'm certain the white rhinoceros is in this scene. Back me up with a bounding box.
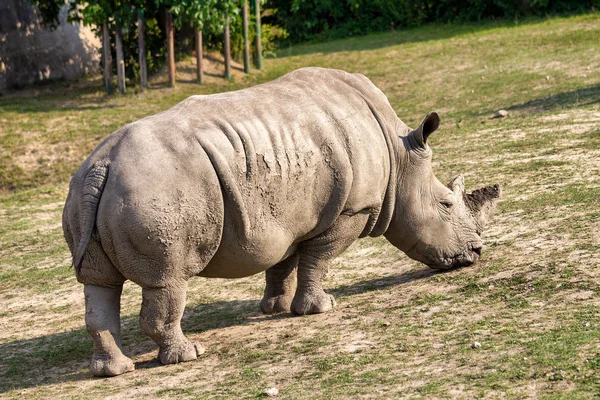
[62,67,500,377]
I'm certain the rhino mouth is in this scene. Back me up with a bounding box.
[428,244,482,270]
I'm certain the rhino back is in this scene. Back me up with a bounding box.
[73,67,400,282]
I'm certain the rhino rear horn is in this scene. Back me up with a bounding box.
[411,112,440,148]
[447,175,465,195]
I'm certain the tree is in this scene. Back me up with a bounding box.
[30,0,248,90]
[253,0,262,69]
[172,0,240,80]
[137,10,148,89]
[165,10,175,87]
[224,15,231,80]
[65,0,138,93]
[101,21,113,93]
[115,22,126,93]
[242,0,250,73]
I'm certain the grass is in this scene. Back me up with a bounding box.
[1,11,600,399]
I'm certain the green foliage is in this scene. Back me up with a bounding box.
[265,0,600,43]
[171,0,240,32]
[28,0,269,85]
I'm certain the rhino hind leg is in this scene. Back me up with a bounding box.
[291,213,369,316]
[139,281,204,365]
[84,284,135,377]
[261,254,298,314]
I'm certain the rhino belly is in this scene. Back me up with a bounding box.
[199,223,298,278]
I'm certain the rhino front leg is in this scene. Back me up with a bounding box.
[291,253,337,315]
[261,254,298,314]
[139,281,204,365]
[84,284,135,377]
[291,213,369,316]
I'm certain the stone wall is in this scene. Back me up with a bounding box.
[0,0,100,93]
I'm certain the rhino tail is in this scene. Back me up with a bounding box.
[74,161,109,273]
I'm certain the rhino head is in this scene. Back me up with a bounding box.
[384,112,501,270]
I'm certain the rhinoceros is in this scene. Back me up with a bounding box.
[62,67,500,377]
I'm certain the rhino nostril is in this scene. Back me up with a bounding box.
[472,246,482,257]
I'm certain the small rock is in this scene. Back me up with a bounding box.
[471,341,482,349]
[381,321,391,327]
[263,387,279,397]
[433,343,444,350]
[584,322,591,327]
[490,109,508,119]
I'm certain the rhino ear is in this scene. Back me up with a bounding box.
[411,112,440,148]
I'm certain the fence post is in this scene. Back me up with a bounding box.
[224,16,231,80]
[115,23,126,94]
[137,10,147,89]
[254,0,262,69]
[195,28,203,84]
[166,11,176,87]
[102,21,113,94]
[242,0,250,74]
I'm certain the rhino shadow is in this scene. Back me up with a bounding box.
[0,267,435,392]
[330,266,438,297]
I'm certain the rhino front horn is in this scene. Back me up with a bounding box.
[466,184,502,230]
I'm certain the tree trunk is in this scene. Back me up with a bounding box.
[102,21,112,94]
[166,12,175,87]
[115,23,126,94]
[137,10,147,89]
[195,28,203,84]
[254,0,262,69]
[242,1,250,74]
[224,16,231,80]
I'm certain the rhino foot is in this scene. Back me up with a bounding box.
[291,290,337,315]
[90,353,135,377]
[159,341,205,365]
[260,294,294,314]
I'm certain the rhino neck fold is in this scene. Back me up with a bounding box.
[359,100,400,238]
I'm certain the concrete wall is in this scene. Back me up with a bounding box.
[0,0,100,93]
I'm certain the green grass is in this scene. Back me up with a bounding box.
[1,11,600,400]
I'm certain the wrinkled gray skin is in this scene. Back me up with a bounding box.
[62,67,500,377]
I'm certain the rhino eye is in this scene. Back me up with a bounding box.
[440,200,453,209]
